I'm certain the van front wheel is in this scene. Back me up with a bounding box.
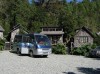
[43,55,48,58]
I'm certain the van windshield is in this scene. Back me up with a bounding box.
[34,35,51,46]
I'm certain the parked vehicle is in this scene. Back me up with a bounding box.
[11,33,52,57]
[89,46,100,57]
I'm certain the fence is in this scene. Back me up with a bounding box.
[4,42,11,50]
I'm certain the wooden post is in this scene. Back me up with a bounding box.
[71,42,74,54]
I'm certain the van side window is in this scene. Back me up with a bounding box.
[14,38,17,42]
[29,37,33,43]
[23,36,30,43]
[17,36,22,42]
[29,35,35,43]
[14,36,22,42]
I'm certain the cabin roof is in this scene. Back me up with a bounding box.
[11,24,20,32]
[75,26,94,38]
[40,31,64,35]
[9,24,29,33]
[40,25,61,28]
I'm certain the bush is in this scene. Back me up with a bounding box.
[71,44,97,56]
[94,35,100,46]
[0,39,5,51]
[52,44,67,54]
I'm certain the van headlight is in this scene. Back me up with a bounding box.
[38,49,42,52]
[49,48,52,53]
[50,48,52,51]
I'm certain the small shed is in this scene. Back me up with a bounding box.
[40,26,64,45]
[73,26,94,47]
[6,24,29,42]
[0,25,4,39]
[10,25,20,42]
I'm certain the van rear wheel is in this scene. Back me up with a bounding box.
[29,51,33,57]
[17,49,21,56]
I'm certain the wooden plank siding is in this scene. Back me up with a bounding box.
[0,25,4,39]
[74,29,93,47]
[10,28,20,42]
[40,27,64,45]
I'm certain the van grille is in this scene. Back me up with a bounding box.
[42,48,49,50]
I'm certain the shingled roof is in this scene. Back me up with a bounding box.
[75,26,94,38]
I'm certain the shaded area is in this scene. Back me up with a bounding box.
[63,72,76,74]
[91,57,100,60]
[92,58,100,60]
[9,50,16,53]
[77,67,100,74]
[84,56,100,60]
[9,50,28,56]
[9,50,48,58]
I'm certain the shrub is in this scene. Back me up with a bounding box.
[52,44,67,54]
[94,35,100,46]
[0,39,5,51]
[71,44,97,56]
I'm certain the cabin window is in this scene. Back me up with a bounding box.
[79,36,88,43]
[83,36,88,43]
[50,28,55,31]
[43,28,48,31]
[56,28,62,31]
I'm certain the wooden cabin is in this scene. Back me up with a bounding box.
[73,26,94,47]
[0,25,4,39]
[40,26,64,45]
[10,25,20,42]
[7,25,29,42]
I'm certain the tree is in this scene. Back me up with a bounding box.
[0,0,100,43]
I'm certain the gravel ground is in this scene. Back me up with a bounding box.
[0,50,100,74]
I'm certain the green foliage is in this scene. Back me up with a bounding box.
[71,44,97,56]
[0,0,100,41]
[94,35,100,46]
[0,39,5,51]
[52,44,67,54]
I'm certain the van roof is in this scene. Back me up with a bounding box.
[15,33,45,36]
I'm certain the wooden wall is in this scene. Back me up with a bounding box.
[74,29,93,47]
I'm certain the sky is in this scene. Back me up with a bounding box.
[67,0,83,2]
[29,0,83,3]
